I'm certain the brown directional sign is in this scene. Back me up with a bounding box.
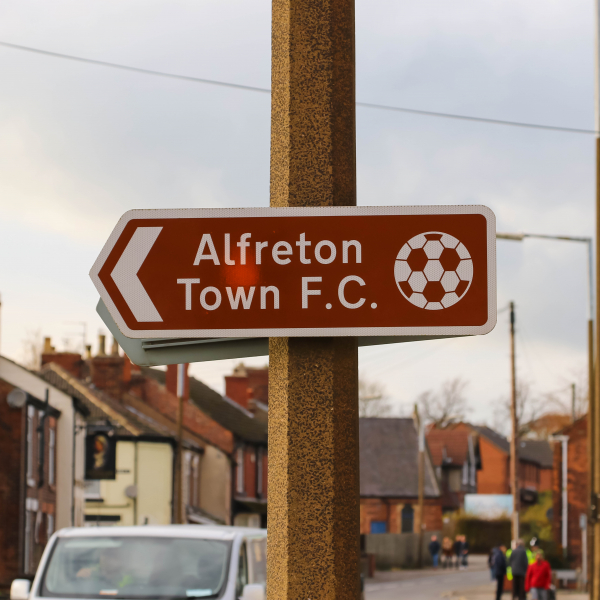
[90,206,496,339]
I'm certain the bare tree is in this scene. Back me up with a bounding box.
[543,368,589,421]
[493,380,542,438]
[418,377,469,428]
[359,376,392,417]
[21,328,43,371]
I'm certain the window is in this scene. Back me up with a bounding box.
[24,510,33,574]
[48,428,56,486]
[84,480,102,500]
[236,447,245,494]
[401,504,414,533]
[257,448,263,497]
[41,536,231,598]
[370,521,387,534]
[461,461,468,486]
[26,406,35,486]
[47,514,54,539]
[448,469,462,492]
[191,453,200,507]
[235,542,248,597]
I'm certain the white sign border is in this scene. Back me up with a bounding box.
[90,205,497,339]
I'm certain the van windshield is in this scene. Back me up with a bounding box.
[41,536,231,599]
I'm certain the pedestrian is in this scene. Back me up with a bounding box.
[492,544,508,600]
[453,535,463,569]
[428,535,441,569]
[442,536,453,569]
[461,535,469,569]
[525,550,551,600]
[508,539,529,600]
[489,546,498,581]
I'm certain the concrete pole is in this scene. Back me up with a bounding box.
[509,301,519,541]
[268,0,360,596]
[595,0,600,593]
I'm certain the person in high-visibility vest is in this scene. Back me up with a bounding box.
[506,543,535,579]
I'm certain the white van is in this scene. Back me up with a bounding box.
[10,525,267,600]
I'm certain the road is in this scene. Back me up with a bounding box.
[365,558,492,600]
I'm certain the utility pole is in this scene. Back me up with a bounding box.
[415,404,425,568]
[509,301,519,541]
[572,383,577,423]
[267,0,360,596]
[594,0,600,594]
[175,363,186,524]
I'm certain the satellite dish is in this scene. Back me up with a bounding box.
[125,485,138,499]
[7,388,27,408]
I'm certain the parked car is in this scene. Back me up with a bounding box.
[10,525,267,600]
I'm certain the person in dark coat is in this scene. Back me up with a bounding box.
[428,535,441,569]
[509,540,529,600]
[493,545,507,600]
[453,536,463,569]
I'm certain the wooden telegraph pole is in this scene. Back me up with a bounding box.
[415,405,425,568]
[509,301,519,542]
[267,0,360,597]
[594,0,600,594]
[176,363,186,524]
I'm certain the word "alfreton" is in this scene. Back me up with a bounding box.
[192,233,362,265]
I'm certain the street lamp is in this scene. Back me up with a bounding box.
[497,232,594,568]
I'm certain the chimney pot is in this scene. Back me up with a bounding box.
[111,337,119,356]
[85,345,92,359]
[43,337,53,354]
[98,335,106,356]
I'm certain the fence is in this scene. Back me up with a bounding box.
[364,531,442,570]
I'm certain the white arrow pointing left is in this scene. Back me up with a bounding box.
[111,227,163,322]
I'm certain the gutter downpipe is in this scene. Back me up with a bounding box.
[554,435,570,557]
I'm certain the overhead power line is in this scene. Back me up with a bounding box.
[1,39,597,136]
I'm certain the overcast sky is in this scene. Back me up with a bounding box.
[0,0,595,428]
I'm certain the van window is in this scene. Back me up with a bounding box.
[41,536,231,598]
[235,543,248,597]
[248,538,266,585]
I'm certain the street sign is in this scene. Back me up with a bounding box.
[91,206,496,339]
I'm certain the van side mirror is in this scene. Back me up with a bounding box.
[240,584,265,600]
[10,579,31,600]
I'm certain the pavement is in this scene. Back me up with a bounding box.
[364,555,589,600]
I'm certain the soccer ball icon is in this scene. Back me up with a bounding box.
[394,232,473,310]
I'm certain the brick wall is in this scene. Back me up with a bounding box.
[360,498,443,534]
[0,379,24,587]
[477,436,509,494]
[41,352,83,379]
[225,376,250,409]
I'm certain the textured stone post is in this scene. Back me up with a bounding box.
[267,0,360,598]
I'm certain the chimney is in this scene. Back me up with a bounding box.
[41,336,83,379]
[98,335,106,356]
[85,345,92,359]
[166,364,189,400]
[111,337,120,356]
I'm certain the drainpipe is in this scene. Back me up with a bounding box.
[554,435,570,558]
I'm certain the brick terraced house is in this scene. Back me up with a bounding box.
[360,418,442,534]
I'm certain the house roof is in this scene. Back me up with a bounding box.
[519,440,553,469]
[471,425,510,453]
[426,428,472,466]
[142,368,267,444]
[359,418,440,498]
[41,363,164,438]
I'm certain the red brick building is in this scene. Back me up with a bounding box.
[0,356,87,588]
[552,416,588,569]
[360,418,442,534]
[426,424,480,512]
